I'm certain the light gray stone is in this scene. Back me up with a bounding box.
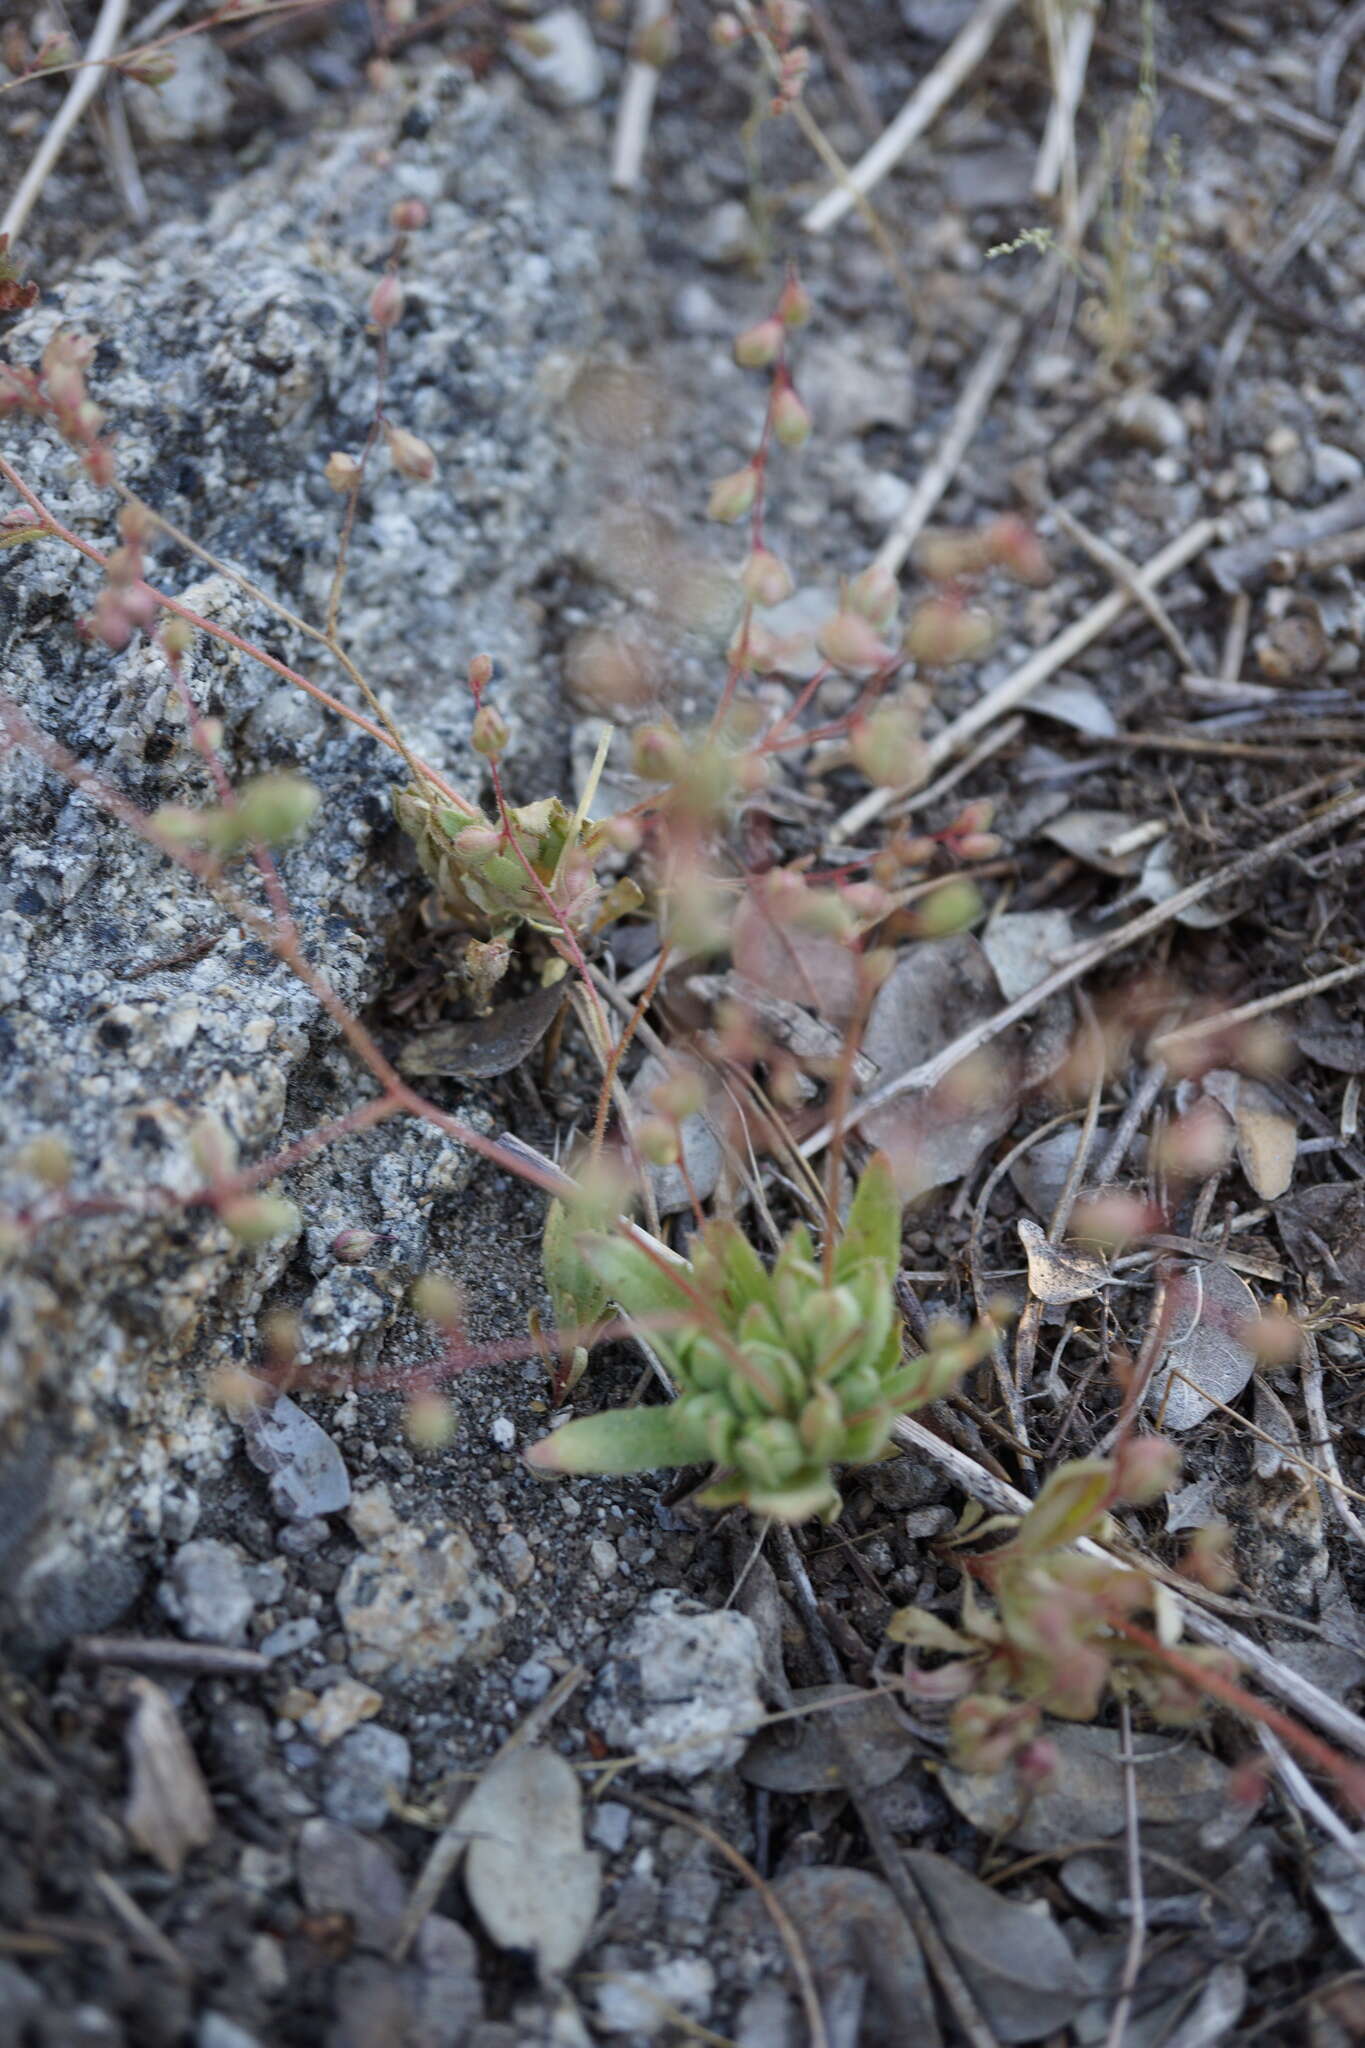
[0,65,602,1600]
[160,1538,254,1644]
[588,1590,764,1781]
[508,7,604,107]
[323,1724,412,1832]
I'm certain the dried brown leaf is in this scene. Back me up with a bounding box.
[1146,1261,1258,1431]
[397,979,566,1080]
[1202,1069,1297,1200]
[123,1676,215,1876]
[1017,1218,1109,1304]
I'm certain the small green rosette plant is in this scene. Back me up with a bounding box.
[526,1154,993,1522]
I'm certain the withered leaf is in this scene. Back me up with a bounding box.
[727,1867,941,2046]
[458,1747,600,1980]
[123,1676,215,1875]
[941,1722,1232,1853]
[980,909,1076,1000]
[398,979,566,1080]
[739,1683,909,1793]
[1145,1260,1258,1431]
[1042,808,1146,876]
[630,1051,722,1217]
[1018,1218,1108,1304]
[904,1849,1087,2042]
[239,1383,351,1520]
[1201,1069,1297,1201]
[731,890,861,1025]
[1295,999,1365,1074]
[860,937,1073,1201]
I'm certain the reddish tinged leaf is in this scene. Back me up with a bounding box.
[0,236,38,315]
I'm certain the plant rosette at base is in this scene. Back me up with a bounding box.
[526,1154,996,1521]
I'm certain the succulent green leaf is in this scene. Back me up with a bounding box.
[577,1232,695,1329]
[525,1402,704,1476]
[834,1151,901,1283]
[542,1198,610,1345]
[1008,1459,1114,1556]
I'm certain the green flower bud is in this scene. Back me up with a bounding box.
[222,1195,299,1244]
[235,774,321,846]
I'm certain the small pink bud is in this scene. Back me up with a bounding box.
[453,823,503,862]
[406,1391,458,1448]
[411,1273,464,1329]
[772,384,811,447]
[84,443,117,488]
[390,198,429,231]
[1181,1521,1236,1593]
[816,610,896,673]
[775,275,812,327]
[92,588,133,650]
[840,882,889,922]
[651,1069,707,1122]
[117,501,153,546]
[159,615,194,659]
[786,889,853,938]
[369,272,404,331]
[332,1227,382,1264]
[603,814,641,854]
[384,423,438,482]
[707,463,758,523]
[35,32,77,67]
[740,547,794,606]
[733,318,784,369]
[986,513,1051,586]
[710,10,744,47]
[324,450,362,493]
[848,706,926,787]
[632,724,686,781]
[905,595,995,667]
[471,704,509,758]
[845,562,899,631]
[916,528,987,583]
[121,50,176,85]
[1113,1434,1180,1505]
[954,798,995,834]
[633,12,679,65]
[956,831,1004,861]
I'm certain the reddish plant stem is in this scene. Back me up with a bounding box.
[326,313,391,640]
[709,336,786,738]
[590,943,671,1161]
[0,691,565,1199]
[1114,1616,1365,1815]
[761,658,904,756]
[756,659,836,752]
[0,454,472,814]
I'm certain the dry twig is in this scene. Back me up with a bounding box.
[2,0,130,243]
[610,0,668,191]
[803,0,1017,233]
[834,517,1216,843]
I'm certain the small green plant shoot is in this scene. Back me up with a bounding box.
[526,1154,997,1521]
